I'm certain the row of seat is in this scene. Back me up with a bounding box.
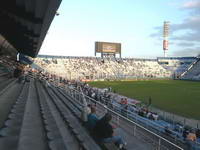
[182,59,200,80]
[18,79,48,150]
[34,57,172,80]
[0,76,23,130]
[0,72,9,77]
[1,72,162,150]
[0,77,16,95]
[0,73,103,150]
[36,80,77,150]
[51,87,120,150]
[43,82,101,150]
[0,79,28,149]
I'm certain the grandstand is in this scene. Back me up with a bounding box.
[157,57,197,77]
[180,57,200,80]
[0,64,188,150]
[34,55,199,81]
[34,55,171,80]
[0,0,200,150]
[1,54,200,150]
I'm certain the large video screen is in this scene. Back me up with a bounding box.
[95,42,121,53]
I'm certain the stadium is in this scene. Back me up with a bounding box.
[0,1,200,150]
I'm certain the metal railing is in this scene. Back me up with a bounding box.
[180,58,200,77]
[62,86,184,150]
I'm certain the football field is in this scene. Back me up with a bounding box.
[88,80,200,120]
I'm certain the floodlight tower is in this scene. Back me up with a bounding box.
[163,21,170,57]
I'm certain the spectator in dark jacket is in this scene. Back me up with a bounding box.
[13,65,24,83]
[183,128,189,141]
[87,106,99,131]
[93,113,126,149]
[13,66,22,78]
[196,129,200,138]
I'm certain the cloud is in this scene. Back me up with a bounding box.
[150,1,200,56]
[150,26,162,36]
[172,47,200,56]
[182,1,200,10]
[176,42,196,47]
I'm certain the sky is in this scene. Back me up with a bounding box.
[39,0,200,58]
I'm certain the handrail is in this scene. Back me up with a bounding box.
[61,86,184,150]
[101,98,183,138]
[85,95,183,149]
[180,58,200,77]
[99,95,200,146]
[45,77,199,147]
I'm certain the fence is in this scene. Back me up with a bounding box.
[63,86,184,150]
[149,106,200,129]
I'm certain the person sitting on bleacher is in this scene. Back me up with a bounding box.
[152,113,159,121]
[93,113,127,150]
[87,106,99,131]
[186,129,197,150]
[196,129,200,138]
[187,130,197,142]
[182,128,189,141]
[13,64,24,83]
[13,65,22,78]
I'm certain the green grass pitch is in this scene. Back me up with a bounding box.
[88,80,200,120]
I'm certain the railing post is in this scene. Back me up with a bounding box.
[75,91,77,99]
[73,90,75,99]
[133,125,136,136]
[104,105,108,113]
[78,92,81,102]
[174,134,177,142]
[70,89,72,96]
[158,138,161,150]
[117,115,120,126]
[68,89,70,95]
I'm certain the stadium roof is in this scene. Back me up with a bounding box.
[0,0,62,58]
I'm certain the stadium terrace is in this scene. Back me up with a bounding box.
[1,0,200,150]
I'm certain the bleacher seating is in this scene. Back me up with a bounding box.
[157,57,197,76]
[0,67,102,150]
[181,58,200,80]
[34,56,173,80]
[1,60,199,150]
[0,68,157,150]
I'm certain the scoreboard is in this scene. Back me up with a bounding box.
[95,42,121,54]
